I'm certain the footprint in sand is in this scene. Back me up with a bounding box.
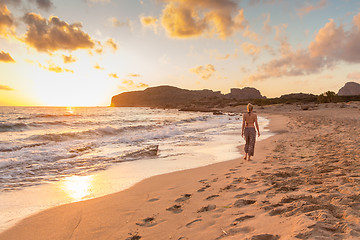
[197,184,211,192]
[126,233,142,240]
[136,217,157,227]
[185,219,202,228]
[166,204,183,213]
[220,184,237,192]
[148,198,159,202]
[216,226,254,239]
[231,215,255,226]
[249,234,280,240]
[175,194,191,203]
[197,204,216,213]
[206,194,220,200]
[233,199,256,207]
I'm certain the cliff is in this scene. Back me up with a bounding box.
[225,87,266,100]
[111,85,265,108]
[338,82,360,96]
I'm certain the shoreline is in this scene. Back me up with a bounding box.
[1,104,359,239]
[1,108,266,233]
[0,113,281,239]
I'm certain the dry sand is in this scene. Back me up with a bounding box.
[1,102,359,240]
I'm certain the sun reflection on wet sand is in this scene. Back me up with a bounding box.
[62,175,94,201]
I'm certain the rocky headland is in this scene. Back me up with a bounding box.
[111,85,265,109]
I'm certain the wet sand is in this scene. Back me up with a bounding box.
[1,102,359,240]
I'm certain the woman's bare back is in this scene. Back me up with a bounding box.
[243,112,257,127]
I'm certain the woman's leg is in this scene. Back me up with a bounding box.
[248,129,256,158]
[244,128,250,160]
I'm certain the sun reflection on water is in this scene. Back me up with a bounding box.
[65,107,75,115]
[62,175,94,201]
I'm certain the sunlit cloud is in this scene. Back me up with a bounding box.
[122,79,134,86]
[297,0,327,17]
[22,12,95,53]
[0,51,15,62]
[245,12,360,82]
[107,17,132,30]
[241,42,261,56]
[0,84,14,90]
[128,73,141,77]
[248,0,283,5]
[347,72,360,80]
[206,48,239,60]
[140,16,158,26]
[32,0,54,11]
[242,25,260,41]
[109,73,119,78]
[190,64,216,80]
[118,81,149,92]
[137,82,148,88]
[106,38,118,51]
[159,0,247,39]
[262,13,272,34]
[0,0,22,7]
[0,3,15,37]
[94,63,104,70]
[62,54,77,63]
[38,62,74,73]
[140,15,158,33]
[1,0,54,10]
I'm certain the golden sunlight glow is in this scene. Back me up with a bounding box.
[62,175,94,201]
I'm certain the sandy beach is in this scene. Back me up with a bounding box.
[1,103,359,240]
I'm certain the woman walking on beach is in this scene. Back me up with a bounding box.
[241,103,260,161]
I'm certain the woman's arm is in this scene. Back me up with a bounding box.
[255,114,260,137]
[241,114,245,137]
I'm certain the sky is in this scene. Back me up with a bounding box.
[0,0,360,106]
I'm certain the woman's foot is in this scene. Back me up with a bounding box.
[244,154,247,160]
[247,156,251,161]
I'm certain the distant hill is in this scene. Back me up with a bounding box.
[111,85,265,108]
[225,87,266,100]
[338,82,360,96]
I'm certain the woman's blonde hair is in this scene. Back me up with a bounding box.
[247,103,253,112]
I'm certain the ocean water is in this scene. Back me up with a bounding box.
[0,106,271,231]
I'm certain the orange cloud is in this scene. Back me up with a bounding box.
[34,0,54,11]
[109,73,119,78]
[108,17,130,27]
[140,16,158,26]
[242,25,260,41]
[22,13,95,53]
[160,0,247,39]
[94,63,104,70]
[241,42,261,56]
[106,38,117,51]
[0,84,14,90]
[140,16,158,33]
[249,0,283,5]
[0,51,15,62]
[297,0,327,17]
[128,73,141,77]
[137,82,149,88]
[118,81,149,91]
[262,13,272,34]
[190,64,216,80]
[245,12,360,82]
[62,54,77,63]
[0,3,15,37]
[122,79,134,86]
[347,72,360,80]
[38,62,74,73]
